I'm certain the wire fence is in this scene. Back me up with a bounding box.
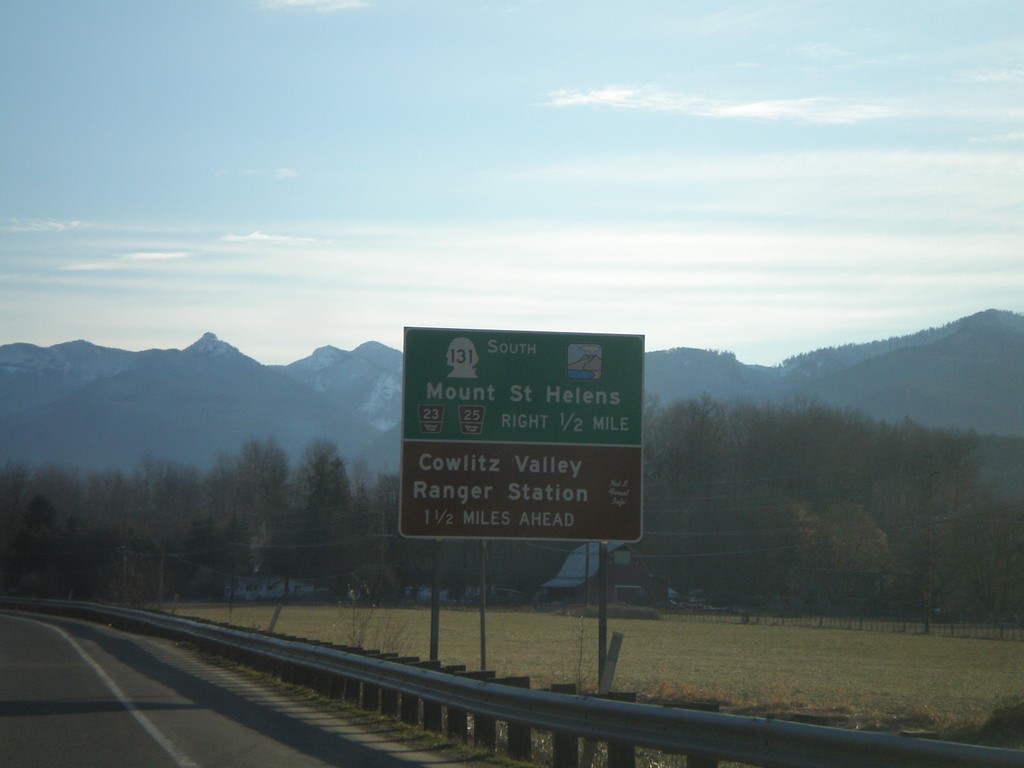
[660,609,1024,641]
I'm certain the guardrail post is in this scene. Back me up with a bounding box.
[299,659,315,687]
[550,684,579,768]
[326,672,344,700]
[422,698,443,733]
[381,656,419,717]
[315,667,332,696]
[448,670,494,742]
[688,750,718,768]
[400,689,419,725]
[380,685,399,717]
[474,709,497,750]
[399,660,442,727]
[282,659,297,685]
[603,692,636,768]
[343,676,361,706]
[662,701,720,768]
[361,680,380,712]
[498,676,532,762]
[477,671,520,753]
[446,706,468,742]
[433,664,466,734]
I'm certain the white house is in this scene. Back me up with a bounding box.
[224,575,328,602]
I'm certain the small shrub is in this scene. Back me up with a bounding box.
[973,698,1024,748]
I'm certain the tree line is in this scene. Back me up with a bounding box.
[643,397,1024,622]
[2,398,1022,622]
[0,439,408,604]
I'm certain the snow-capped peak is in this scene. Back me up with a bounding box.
[186,332,240,357]
[307,345,346,370]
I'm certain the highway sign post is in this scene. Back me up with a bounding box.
[400,328,644,542]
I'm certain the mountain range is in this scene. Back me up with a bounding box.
[1,309,1022,473]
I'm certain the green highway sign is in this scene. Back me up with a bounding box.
[400,328,644,541]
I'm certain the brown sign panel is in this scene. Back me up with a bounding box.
[400,440,642,541]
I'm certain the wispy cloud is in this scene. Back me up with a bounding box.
[714,98,895,123]
[260,0,368,11]
[799,42,848,60]
[691,7,779,37]
[508,149,1024,233]
[957,66,1024,83]
[2,218,92,233]
[545,86,900,124]
[123,251,192,262]
[61,251,193,271]
[221,231,319,245]
[60,263,121,272]
[970,131,1024,144]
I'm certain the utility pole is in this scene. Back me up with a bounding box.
[376,494,386,606]
[158,546,165,610]
[925,473,934,635]
[479,540,487,670]
[430,539,441,661]
[598,541,608,682]
[924,455,938,635]
[228,509,238,624]
[121,506,131,604]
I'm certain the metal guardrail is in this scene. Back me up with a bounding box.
[3,598,1023,768]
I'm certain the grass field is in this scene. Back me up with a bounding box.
[175,603,1024,744]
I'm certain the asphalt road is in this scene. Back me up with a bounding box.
[0,611,488,768]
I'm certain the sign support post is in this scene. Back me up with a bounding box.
[479,540,487,670]
[598,541,608,681]
[430,539,441,661]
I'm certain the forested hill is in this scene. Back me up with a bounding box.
[0,309,1022,472]
[643,309,1024,438]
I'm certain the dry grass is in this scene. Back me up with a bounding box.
[175,603,1024,742]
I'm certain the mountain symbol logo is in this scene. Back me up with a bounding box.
[567,343,602,380]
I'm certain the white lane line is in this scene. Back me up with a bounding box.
[9,614,200,768]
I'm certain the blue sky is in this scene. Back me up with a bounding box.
[2,0,1022,366]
